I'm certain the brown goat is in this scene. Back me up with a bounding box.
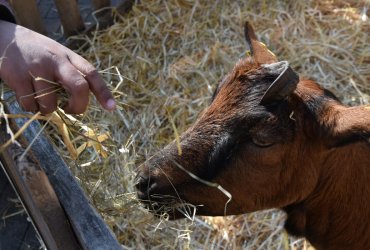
[135,22,370,249]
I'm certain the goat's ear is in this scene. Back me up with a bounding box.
[259,61,299,105]
[244,22,277,64]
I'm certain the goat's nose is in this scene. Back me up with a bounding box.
[135,171,158,197]
[135,174,148,192]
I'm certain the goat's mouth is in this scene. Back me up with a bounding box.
[137,191,198,220]
[135,170,200,219]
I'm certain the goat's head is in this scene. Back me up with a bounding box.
[135,22,370,219]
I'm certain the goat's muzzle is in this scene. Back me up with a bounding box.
[135,162,192,219]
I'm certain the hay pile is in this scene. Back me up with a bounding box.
[4,0,369,249]
[64,1,368,249]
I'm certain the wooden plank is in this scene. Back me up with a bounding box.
[2,94,122,249]
[9,0,46,34]
[0,122,80,249]
[0,140,57,249]
[53,0,85,36]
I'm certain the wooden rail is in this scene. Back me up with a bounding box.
[0,122,80,249]
[1,93,122,249]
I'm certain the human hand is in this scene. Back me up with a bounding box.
[0,20,116,114]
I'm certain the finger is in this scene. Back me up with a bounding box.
[11,76,39,112]
[54,60,90,114]
[32,72,58,114]
[67,53,116,111]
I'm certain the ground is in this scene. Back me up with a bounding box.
[1,0,369,249]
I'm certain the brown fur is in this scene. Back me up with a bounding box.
[136,23,370,249]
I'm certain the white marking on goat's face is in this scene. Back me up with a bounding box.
[136,59,312,218]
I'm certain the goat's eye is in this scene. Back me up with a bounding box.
[252,137,274,147]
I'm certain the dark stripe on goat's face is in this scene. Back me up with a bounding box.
[206,131,242,179]
[201,108,285,178]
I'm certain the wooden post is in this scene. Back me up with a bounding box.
[92,0,111,10]
[91,0,112,29]
[53,0,85,37]
[9,0,46,35]
[117,0,135,15]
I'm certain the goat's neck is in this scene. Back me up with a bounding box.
[285,142,370,249]
[287,81,370,249]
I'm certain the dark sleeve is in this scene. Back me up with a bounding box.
[0,0,16,23]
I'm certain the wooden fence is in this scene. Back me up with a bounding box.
[1,1,135,248]
[9,0,134,38]
[1,93,123,249]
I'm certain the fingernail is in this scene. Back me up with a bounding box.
[106,98,116,110]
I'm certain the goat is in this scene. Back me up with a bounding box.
[135,22,370,249]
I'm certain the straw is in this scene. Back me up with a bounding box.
[1,0,368,249]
